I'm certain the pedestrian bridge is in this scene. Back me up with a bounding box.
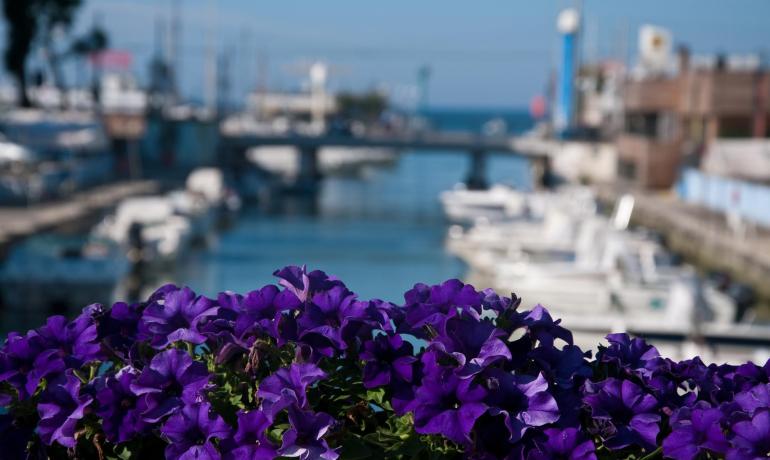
[219,129,553,193]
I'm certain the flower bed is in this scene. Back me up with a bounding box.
[1,265,769,459]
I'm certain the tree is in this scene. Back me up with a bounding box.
[337,90,388,122]
[2,1,36,107]
[70,26,108,57]
[1,0,84,107]
[71,25,108,102]
[38,0,83,97]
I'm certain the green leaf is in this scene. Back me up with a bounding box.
[365,388,386,406]
[106,444,133,460]
[339,435,373,460]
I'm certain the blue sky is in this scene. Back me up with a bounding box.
[14,1,770,108]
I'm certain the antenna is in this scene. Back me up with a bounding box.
[204,0,218,114]
[417,64,431,112]
[218,48,232,115]
[239,27,251,108]
[256,49,268,93]
[154,17,164,58]
[171,0,182,97]
[585,15,599,65]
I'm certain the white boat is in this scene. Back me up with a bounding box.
[448,192,632,274]
[186,167,227,206]
[0,138,41,204]
[0,109,113,195]
[449,210,600,269]
[246,145,397,180]
[167,190,215,244]
[93,196,192,265]
[0,235,129,329]
[448,182,770,362]
[554,274,770,365]
[440,184,528,223]
[440,183,596,225]
[185,167,241,227]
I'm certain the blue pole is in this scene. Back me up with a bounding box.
[557,32,575,138]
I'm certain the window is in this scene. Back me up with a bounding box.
[625,113,658,137]
[718,116,752,138]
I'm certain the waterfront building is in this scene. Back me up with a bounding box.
[618,42,770,189]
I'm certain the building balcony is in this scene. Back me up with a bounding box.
[624,78,683,112]
[617,133,682,189]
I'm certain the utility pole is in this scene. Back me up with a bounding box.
[218,49,232,116]
[170,0,182,100]
[204,0,218,115]
[256,49,268,94]
[417,64,431,113]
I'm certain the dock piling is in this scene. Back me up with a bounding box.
[465,149,488,190]
[294,146,321,194]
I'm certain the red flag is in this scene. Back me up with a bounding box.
[89,50,133,70]
[529,95,547,120]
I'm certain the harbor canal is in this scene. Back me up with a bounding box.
[0,110,533,335]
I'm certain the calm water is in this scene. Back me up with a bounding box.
[0,109,533,337]
[176,109,533,303]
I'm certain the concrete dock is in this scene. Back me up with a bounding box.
[0,180,160,252]
[598,186,770,304]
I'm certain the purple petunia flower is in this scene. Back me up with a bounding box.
[734,383,770,416]
[161,402,231,459]
[295,286,361,357]
[411,365,488,445]
[18,269,770,459]
[225,409,278,460]
[528,427,597,460]
[528,344,592,389]
[95,366,149,443]
[37,371,94,448]
[599,333,664,377]
[19,312,103,391]
[359,333,416,389]
[502,304,573,349]
[279,407,338,460]
[0,330,61,399]
[430,309,512,378]
[257,363,327,417]
[402,279,483,334]
[480,288,520,314]
[130,349,211,422]
[274,265,344,303]
[484,369,560,442]
[98,301,144,360]
[233,285,300,343]
[662,401,728,460]
[140,286,219,349]
[727,409,770,460]
[733,360,770,392]
[583,378,661,451]
[38,312,103,364]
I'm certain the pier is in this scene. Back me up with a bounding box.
[0,180,159,253]
[219,129,552,192]
[598,186,770,304]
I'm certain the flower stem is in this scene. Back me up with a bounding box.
[639,447,663,460]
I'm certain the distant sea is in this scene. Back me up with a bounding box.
[175,108,534,303]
